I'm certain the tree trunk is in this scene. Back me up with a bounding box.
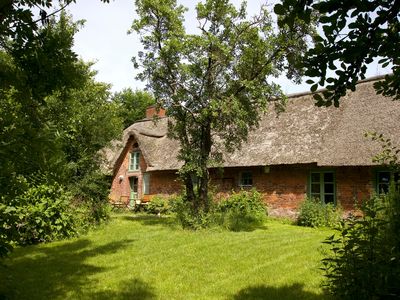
[183,170,195,204]
[198,122,212,212]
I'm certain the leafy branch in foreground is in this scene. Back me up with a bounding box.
[275,0,400,106]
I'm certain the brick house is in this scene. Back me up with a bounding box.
[105,76,400,215]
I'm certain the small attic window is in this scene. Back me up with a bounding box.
[133,143,139,149]
[129,151,140,171]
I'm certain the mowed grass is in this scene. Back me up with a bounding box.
[0,213,333,300]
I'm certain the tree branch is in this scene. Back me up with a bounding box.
[8,2,72,30]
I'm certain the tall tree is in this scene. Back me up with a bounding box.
[0,12,122,204]
[0,13,87,194]
[112,88,155,128]
[274,0,400,106]
[1,12,123,256]
[132,0,313,213]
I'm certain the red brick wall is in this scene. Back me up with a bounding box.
[210,165,375,213]
[211,165,308,215]
[111,148,376,213]
[336,166,374,209]
[147,170,182,196]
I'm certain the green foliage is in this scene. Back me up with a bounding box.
[298,198,342,228]
[0,173,113,258]
[132,0,314,212]
[172,195,212,230]
[367,132,400,168]
[13,182,76,245]
[275,0,400,105]
[172,190,268,231]
[145,195,172,215]
[213,189,268,231]
[112,88,156,128]
[321,190,400,299]
[0,175,77,252]
[0,13,122,257]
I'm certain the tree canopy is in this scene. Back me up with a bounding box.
[0,12,122,256]
[112,88,156,128]
[132,0,313,212]
[274,0,400,106]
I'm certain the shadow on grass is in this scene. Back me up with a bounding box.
[93,278,156,300]
[233,283,330,300]
[120,214,179,229]
[1,238,136,299]
[120,213,272,231]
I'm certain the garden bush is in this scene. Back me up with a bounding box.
[0,172,112,258]
[214,189,268,231]
[172,195,212,229]
[297,197,342,228]
[322,189,400,299]
[146,195,171,215]
[172,190,268,231]
[68,171,112,225]
[2,178,78,247]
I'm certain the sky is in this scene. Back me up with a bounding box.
[67,0,390,95]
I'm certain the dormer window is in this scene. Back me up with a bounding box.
[129,151,140,171]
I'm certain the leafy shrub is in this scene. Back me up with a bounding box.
[146,195,171,215]
[0,172,112,258]
[71,199,111,232]
[172,190,267,231]
[6,179,78,245]
[172,196,212,229]
[0,202,18,257]
[297,197,342,228]
[214,189,268,231]
[68,171,111,225]
[322,190,400,299]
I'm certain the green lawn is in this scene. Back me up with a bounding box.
[1,214,333,300]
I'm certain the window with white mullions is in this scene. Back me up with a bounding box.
[129,151,140,171]
[310,171,336,204]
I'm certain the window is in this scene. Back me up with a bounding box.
[129,151,140,171]
[240,171,253,187]
[143,173,150,195]
[310,171,335,204]
[376,171,399,194]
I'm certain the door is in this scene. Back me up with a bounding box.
[129,177,138,206]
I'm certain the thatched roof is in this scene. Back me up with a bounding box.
[105,76,400,174]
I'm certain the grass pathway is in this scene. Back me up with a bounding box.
[0,214,333,299]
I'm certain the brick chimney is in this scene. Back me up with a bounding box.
[145,105,166,119]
